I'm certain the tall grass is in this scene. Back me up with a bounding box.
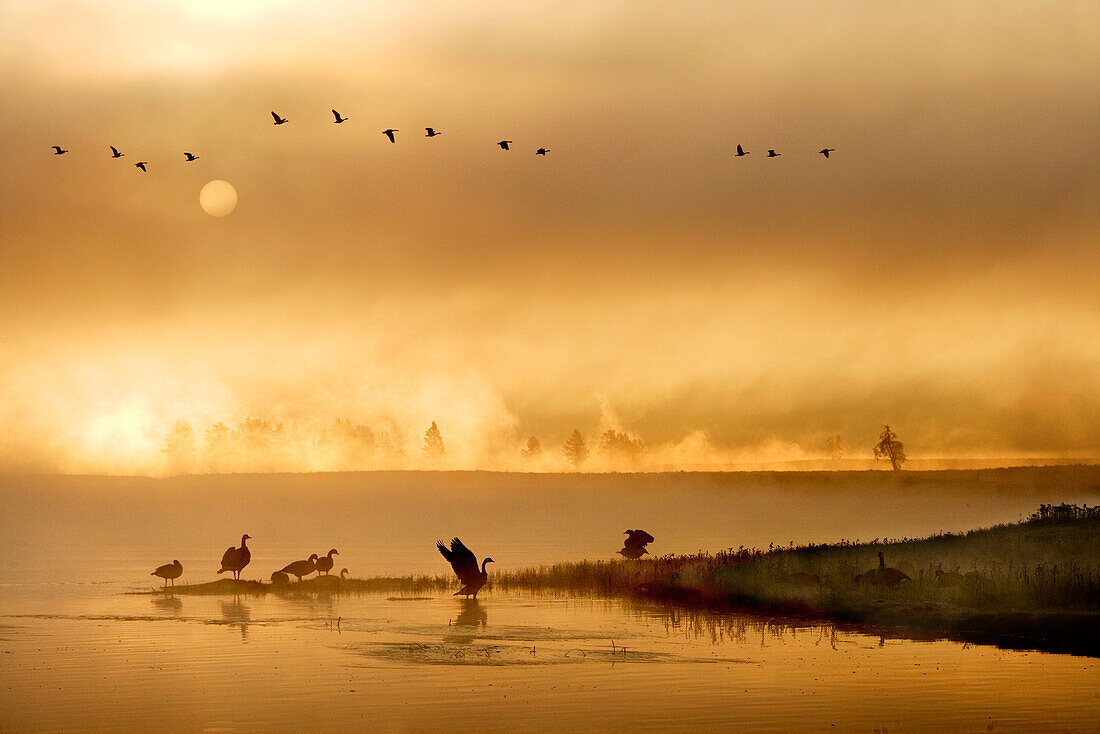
[492,507,1100,614]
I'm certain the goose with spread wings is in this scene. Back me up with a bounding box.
[436,537,494,598]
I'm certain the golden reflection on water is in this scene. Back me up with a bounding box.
[1,586,1098,733]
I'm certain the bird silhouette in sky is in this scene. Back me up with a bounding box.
[110,145,124,158]
[767,149,781,157]
[536,147,550,155]
[820,148,835,158]
[382,128,398,143]
[135,161,147,172]
[735,144,749,157]
[332,109,347,124]
[52,146,67,155]
[498,140,512,150]
[425,127,441,137]
[183,152,199,161]
[271,111,288,125]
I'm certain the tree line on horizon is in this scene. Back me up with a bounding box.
[161,416,908,473]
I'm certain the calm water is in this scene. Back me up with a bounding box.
[1,469,1098,731]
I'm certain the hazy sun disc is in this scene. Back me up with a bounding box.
[199,180,237,217]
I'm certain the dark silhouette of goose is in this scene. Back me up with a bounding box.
[536,148,550,155]
[110,146,124,158]
[498,140,512,150]
[271,111,288,125]
[280,553,319,582]
[270,571,290,586]
[52,146,68,155]
[855,551,910,587]
[184,152,199,161]
[135,161,147,172]
[315,548,339,575]
[425,127,441,137]
[340,568,350,580]
[734,144,749,157]
[332,109,347,124]
[151,559,183,587]
[767,149,780,158]
[819,148,835,158]
[382,129,398,143]
[437,538,494,598]
[218,534,251,580]
[619,528,654,559]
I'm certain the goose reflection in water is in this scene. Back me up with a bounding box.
[219,598,251,640]
[151,594,182,615]
[445,599,487,644]
[454,598,487,628]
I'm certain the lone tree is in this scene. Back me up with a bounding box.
[423,421,446,458]
[873,425,906,471]
[562,429,589,470]
[521,436,542,460]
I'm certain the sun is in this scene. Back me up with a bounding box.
[199,180,238,217]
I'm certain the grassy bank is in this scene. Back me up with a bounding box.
[494,505,1100,656]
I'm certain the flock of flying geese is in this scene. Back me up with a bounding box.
[152,528,657,598]
[50,108,836,171]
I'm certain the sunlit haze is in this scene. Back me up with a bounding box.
[1,1,1097,474]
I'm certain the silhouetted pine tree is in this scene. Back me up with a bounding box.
[521,436,542,459]
[423,421,446,458]
[562,429,588,470]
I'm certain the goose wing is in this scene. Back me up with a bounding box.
[439,537,480,584]
[271,111,281,122]
[220,546,237,568]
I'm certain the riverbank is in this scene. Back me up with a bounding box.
[492,506,1100,656]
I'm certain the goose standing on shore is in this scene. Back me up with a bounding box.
[280,554,319,582]
[855,551,910,587]
[437,538,494,599]
[218,534,252,580]
[315,548,339,575]
[152,560,183,587]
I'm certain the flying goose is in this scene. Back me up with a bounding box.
[52,146,68,155]
[183,152,199,161]
[382,129,398,143]
[271,111,288,125]
[332,109,347,124]
[819,148,835,158]
[315,548,339,575]
[767,149,780,158]
[110,146,124,158]
[498,140,512,150]
[536,148,550,156]
[217,534,252,580]
[151,559,183,587]
[425,127,441,137]
[734,144,749,157]
[436,538,494,598]
[280,554,319,582]
[135,161,147,172]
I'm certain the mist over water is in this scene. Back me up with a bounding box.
[3,467,1096,585]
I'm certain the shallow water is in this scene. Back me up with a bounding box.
[1,583,1098,733]
[1,469,1099,731]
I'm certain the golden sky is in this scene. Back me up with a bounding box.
[0,1,1097,472]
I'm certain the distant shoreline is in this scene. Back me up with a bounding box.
[4,460,1100,480]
